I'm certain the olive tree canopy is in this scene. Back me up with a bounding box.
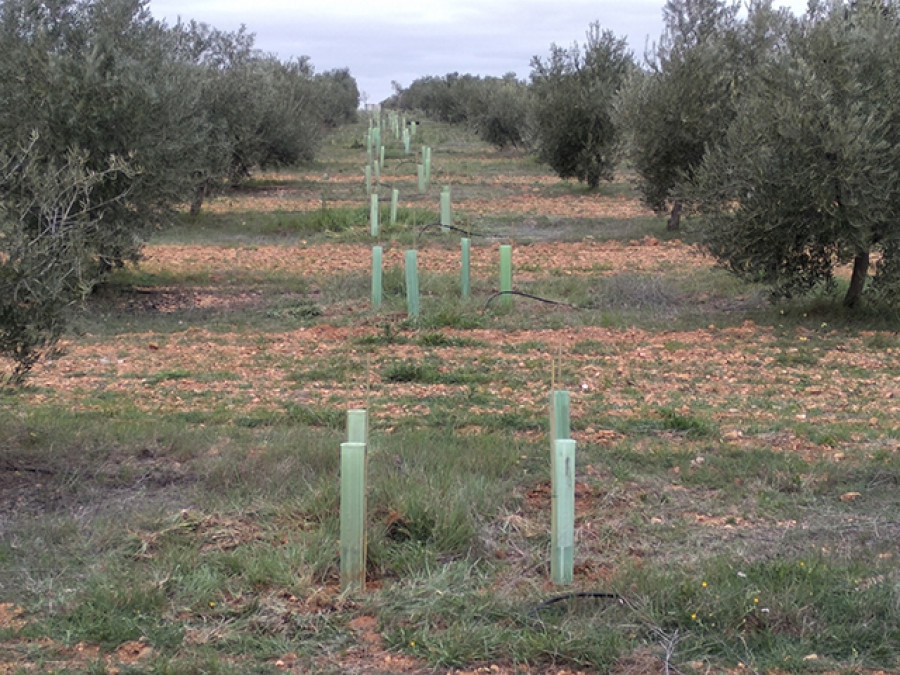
[692,0,900,308]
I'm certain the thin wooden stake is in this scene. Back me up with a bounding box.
[366,354,372,411]
[461,237,471,299]
[553,343,564,389]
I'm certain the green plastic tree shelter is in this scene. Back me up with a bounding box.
[417,164,426,194]
[499,244,512,305]
[405,249,420,318]
[348,408,367,445]
[364,165,372,196]
[552,438,576,585]
[390,189,399,225]
[340,441,367,592]
[423,146,432,184]
[550,390,571,444]
[440,186,452,232]
[550,391,572,584]
[371,246,383,310]
[370,194,379,237]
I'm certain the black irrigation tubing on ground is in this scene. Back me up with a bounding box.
[416,221,506,239]
[1,463,54,475]
[528,591,623,616]
[483,291,580,311]
[378,159,419,176]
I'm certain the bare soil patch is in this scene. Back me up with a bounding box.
[140,238,701,281]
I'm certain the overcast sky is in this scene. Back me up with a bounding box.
[147,0,809,105]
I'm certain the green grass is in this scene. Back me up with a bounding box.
[3,385,900,671]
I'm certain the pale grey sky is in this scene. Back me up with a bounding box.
[148,0,809,104]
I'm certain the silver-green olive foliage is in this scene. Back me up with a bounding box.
[0,0,357,381]
[693,0,900,308]
[0,0,209,271]
[0,141,136,383]
[617,0,743,230]
[389,73,530,150]
[530,23,634,188]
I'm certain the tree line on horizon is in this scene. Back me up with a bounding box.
[385,0,900,312]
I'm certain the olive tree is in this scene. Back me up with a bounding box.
[181,26,357,214]
[692,0,900,308]
[617,0,744,229]
[313,68,360,127]
[529,23,633,188]
[466,75,531,150]
[0,0,208,270]
[0,0,358,377]
[387,73,530,150]
[176,26,327,214]
[0,140,135,382]
[0,0,207,378]
[393,73,472,123]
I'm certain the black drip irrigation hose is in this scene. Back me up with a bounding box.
[416,221,505,240]
[528,591,623,615]
[390,159,418,173]
[410,224,578,311]
[1,463,54,475]
[483,290,580,311]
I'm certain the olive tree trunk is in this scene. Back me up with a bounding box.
[667,200,683,231]
[843,250,870,308]
[189,179,209,216]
